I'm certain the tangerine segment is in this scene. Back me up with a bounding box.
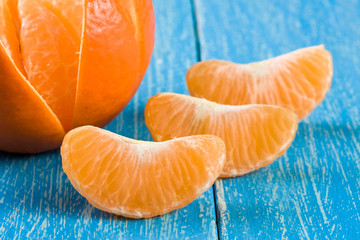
[18,0,79,131]
[0,43,65,153]
[39,0,83,45]
[145,93,298,178]
[0,1,26,76]
[72,0,143,128]
[186,45,333,119]
[61,126,226,218]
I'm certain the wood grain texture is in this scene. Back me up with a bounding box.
[0,0,218,239]
[194,0,360,239]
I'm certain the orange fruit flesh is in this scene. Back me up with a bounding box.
[186,45,333,119]
[39,0,83,43]
[145,93,298,178]
[61,126,226,218]
[0,0,26,76]
[0,0,155,153]
[0,43,65,153]
[18,0,79,131]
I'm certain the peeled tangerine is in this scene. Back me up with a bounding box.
[186,45,333,119]
[61,126,226,218]
[145,93,299,178]
[0,0,154,153]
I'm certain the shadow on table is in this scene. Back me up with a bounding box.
[105,102,153,142]
[0,150,39,161]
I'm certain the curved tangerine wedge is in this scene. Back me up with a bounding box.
[186,45,333,119]
[145,93,298,178]
[61,126,226,218]
[0,2,65,153]
[0,42,65,153]
[18,0,79,131]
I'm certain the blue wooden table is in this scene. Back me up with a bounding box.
[1,0,360,239]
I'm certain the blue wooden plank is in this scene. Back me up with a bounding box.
[0,1,218,239]
[194,0,360,239]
